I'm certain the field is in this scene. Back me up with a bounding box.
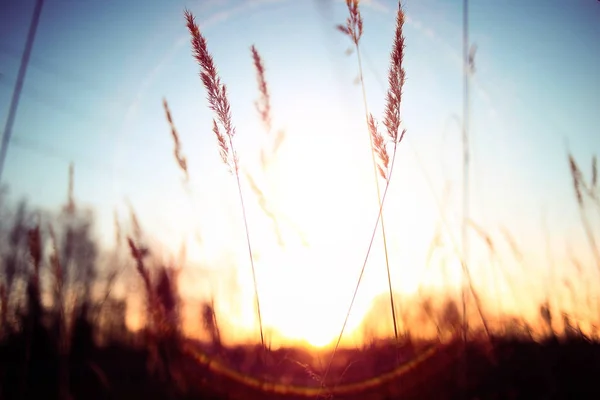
[2,328,600,399]
[1,0,599,399]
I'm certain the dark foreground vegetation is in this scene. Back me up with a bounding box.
[2,319,600,400]
[1,184,599,400]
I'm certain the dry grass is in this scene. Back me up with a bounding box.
[162,98,189,182]
[337,0,407,368]
[247,44,286,247]
[250,45,271,135]
[318,1,409,393]
[0,2,599,399]
[367,115,389,181]
[185,9,265,352]
[336,0,362,46]
[568,152,600,273]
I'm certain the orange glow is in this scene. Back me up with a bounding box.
[119,77,600,350]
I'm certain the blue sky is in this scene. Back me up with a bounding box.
[1,0,599,343]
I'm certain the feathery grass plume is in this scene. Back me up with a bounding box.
[212,119,230,170]
[64,163,75,215]
[251,45,271,134]
[337,0,403,363]
[185,10,237,173]
[251,45,286,171]
[113,209,122,249]
[569,152,600,210]
[320,1,408,393]
[336,0,362,45]
[568,152,600,273]
[248,45,294,249]
[368,114,389,180]
[569,154,584,206]
[383,3,407,146]
[163,98,189,181]
[185,9,265,351]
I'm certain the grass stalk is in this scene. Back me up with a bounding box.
[337,0,399,354]
[319,138,401,395]
[320,5,408,389]
[185,10,264,351]
[568,153,600,274]
[461,0,471,350]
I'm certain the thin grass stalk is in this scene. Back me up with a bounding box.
[249,46,286,248]
[461,0,471,352]
[338,0,399,355]
[185,10,264,351]
[408,146,492,342]
[361,44,400,347]
[319,140,400,395]
[232,162,265,348]
[576,154,600,213]
[357,42,399,347]
[355,8,490,344]
[251,45,271,135]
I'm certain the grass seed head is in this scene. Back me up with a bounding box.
[569,153,584,205]
[162,98,189,181]
[368,114,389,180]
[185,10,237,173]
[251,45,272,134]
[383,3,407,144]
[337,0,363,45]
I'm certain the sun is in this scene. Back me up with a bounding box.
[224,124,396,348]
[144,86,445,349]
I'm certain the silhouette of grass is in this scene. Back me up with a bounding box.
[185,9,265,352]
[0,2,598,400]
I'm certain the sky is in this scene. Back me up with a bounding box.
[0,0,599,347]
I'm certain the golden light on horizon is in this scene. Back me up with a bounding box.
[112,4,600,351]
[120,103,475,349]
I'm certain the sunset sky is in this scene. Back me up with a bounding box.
[0,0,599,346]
